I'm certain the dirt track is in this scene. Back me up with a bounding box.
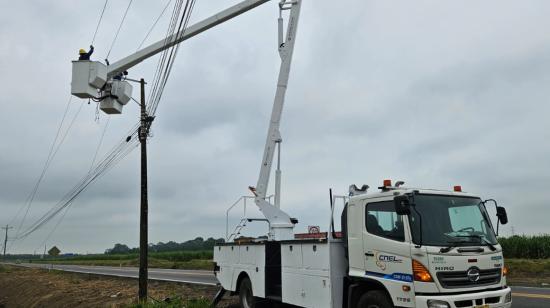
[0,264,238,307]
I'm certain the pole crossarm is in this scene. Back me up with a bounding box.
[107,0,271,78]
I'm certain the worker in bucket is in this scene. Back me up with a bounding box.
[78,45,94,61]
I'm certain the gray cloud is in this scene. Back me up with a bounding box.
[1,0,549,253]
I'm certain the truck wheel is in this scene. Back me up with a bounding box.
[239,277,256,308]
[357,290,393,308]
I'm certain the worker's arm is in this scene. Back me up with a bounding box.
[87,45,94,57]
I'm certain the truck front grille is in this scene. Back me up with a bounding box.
[437,268,501,288]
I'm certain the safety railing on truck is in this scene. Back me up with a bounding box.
[225,195,273,241]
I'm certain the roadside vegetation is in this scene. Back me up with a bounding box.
[129,298,210,308]
[499,234,550,259]
[32,250,214,270]
[19,237,219,270]
[9,235,550,286]
[499,235,550,286]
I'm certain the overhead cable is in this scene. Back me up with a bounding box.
[91,0,110,45]
[12,96,74,236]
[137,0,173,51]
[106,0,133,60]
[17,124,140,240]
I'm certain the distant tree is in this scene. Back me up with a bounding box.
[105,243,131,254]
[48,246,61,256]
[104,237,227,255]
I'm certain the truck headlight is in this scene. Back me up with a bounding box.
[505,291,512,303]
[427,300,450,308]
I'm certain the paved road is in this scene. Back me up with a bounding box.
[510,285,550,307]
[16,262,218,285]
[9,263,550,307]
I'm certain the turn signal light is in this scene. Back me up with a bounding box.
[453,185,462,192]
[383,179,392,187]
[412,260,433,282]
[503,266,508,276]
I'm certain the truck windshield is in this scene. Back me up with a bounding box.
[409,194,497,247]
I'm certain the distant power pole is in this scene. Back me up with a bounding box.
[2,225,13,259]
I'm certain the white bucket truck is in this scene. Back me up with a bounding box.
[212,1,512,307]
[214,183,512,308]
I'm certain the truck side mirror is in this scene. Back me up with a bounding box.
[496,206,508,225]
[394,196,411,215]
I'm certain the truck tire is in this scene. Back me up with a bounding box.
[239,277,256,308]
[357,290,393,308]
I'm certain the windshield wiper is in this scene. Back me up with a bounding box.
[440,239,473,253]
[453,235,497,251]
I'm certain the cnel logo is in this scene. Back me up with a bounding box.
[378,255,403,263]
[375,252,403,270]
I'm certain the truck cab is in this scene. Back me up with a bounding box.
[344,182,512,308]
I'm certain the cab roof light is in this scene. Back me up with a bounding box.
[383,179,392,187]
[412,260,433,282]
[453,185,462,192]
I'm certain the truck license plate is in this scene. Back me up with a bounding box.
[474,305,489,308]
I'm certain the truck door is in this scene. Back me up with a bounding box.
[362,200,413,283]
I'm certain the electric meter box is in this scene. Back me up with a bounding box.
[71,61,107,99]
[100,98,123,114]
[111,80,133,105]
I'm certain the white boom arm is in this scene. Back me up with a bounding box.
[106,0,270,78]
[253,0,301,241]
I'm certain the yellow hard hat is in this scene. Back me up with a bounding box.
[79,49,86,54]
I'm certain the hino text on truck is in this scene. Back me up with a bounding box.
[70,1,512,307]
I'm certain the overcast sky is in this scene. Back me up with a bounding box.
[1,0,549,254]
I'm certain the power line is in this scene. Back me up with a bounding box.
[105,0,133,60]
[89,117,111,173]
[16,123,141,240]
[148,0,197,116]
[91,0,110,45]
[137,0,173,51]
[15,100,84,240]
[12,96,73,236]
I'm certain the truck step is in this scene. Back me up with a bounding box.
[265,295,282,302]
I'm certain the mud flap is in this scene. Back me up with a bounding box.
[210,286,226,307]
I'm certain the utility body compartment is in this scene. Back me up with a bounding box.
[213,238,346,308]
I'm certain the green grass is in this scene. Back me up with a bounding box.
[127,297,210,308]
[0,264,10,273]
[35,250,212,262]
[505,258,550,286]
[31,250,213,270]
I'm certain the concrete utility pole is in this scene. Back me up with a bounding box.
[138,78,153,301]
[2,225,13,259]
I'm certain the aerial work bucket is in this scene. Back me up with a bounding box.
[71,61,107,99]
[100,80,133,114]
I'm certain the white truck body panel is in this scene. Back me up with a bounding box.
[214,244,266,298]
[215,239,347,308]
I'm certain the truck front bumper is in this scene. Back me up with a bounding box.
[415,287,512,308]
